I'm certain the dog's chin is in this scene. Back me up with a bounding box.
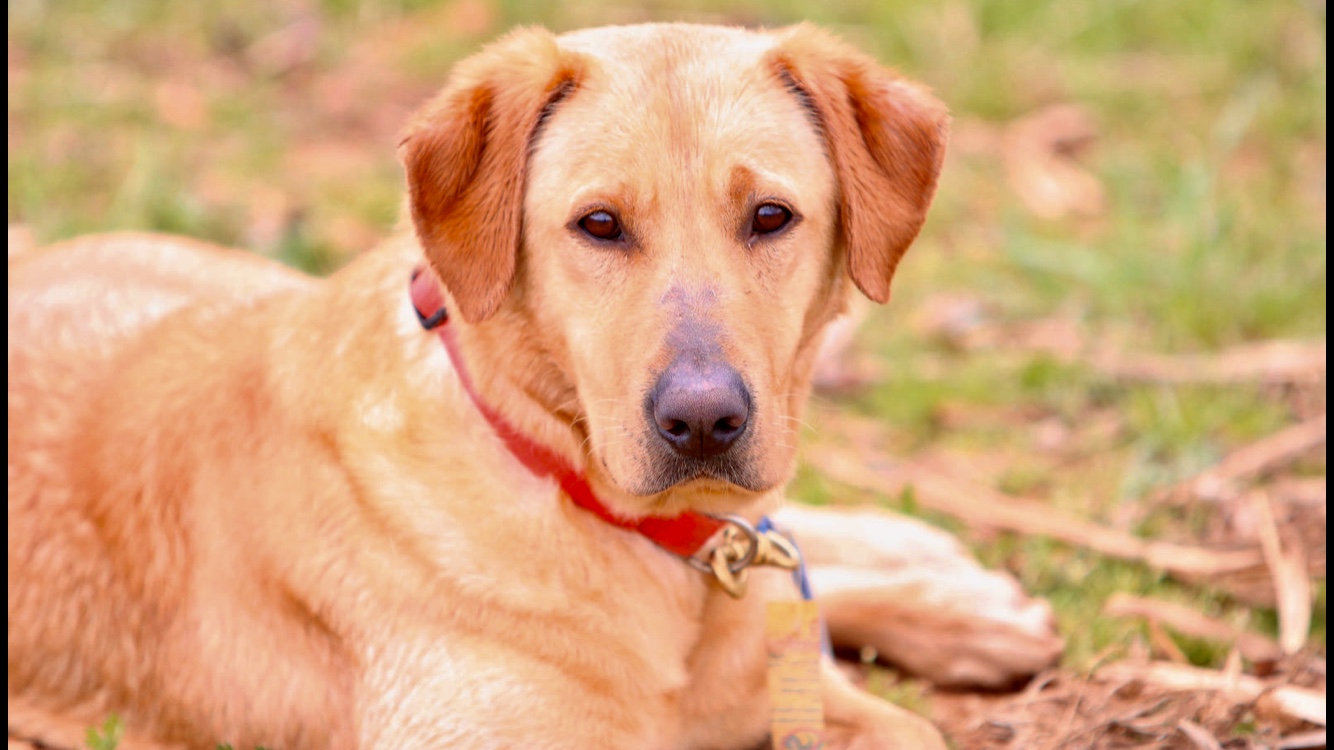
[594,453,779,518]
[645,476,775,518]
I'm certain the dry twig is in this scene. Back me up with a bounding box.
[945,322,1326,387]
[1156,415,1328,504]
[1176,719,1223,750]
[1094,340,1327,386]
[807,445,1266,584]
[1104,593,1283,666]
[1146,619,1191,664]
[1269,477,1328,507]
[1277,729,1328,750]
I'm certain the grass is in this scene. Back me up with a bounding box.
[9,0,1326,725]
[85,715,123,750]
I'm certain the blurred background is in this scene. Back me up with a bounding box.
[8,1,1327,746]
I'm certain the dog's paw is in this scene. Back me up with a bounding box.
[821,662,949,750]
[775,504,1063,688]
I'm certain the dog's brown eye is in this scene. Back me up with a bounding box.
[579,211,623,241]
[751,204,792,236]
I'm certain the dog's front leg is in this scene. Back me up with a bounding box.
[677,574,945,750]
[819,659,946,750]
[773,504,1063,689]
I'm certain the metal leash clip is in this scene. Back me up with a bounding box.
[686,514,803,598]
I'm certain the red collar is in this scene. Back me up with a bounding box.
[409,268,726,559]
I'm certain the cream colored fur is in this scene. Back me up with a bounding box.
[8,24,1059,750]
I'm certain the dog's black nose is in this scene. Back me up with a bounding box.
[650,360,751,459]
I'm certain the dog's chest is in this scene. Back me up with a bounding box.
[355,585,773,749]
[343,454,775,745]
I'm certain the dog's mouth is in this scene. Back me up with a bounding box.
[595,442,767,496]
[640,451,767,496]
[603,441,778,521]
[640,473,770,518]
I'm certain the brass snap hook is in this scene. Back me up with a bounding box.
[685,514,758,598]
[752,528,801,572]
[687,515,804,599]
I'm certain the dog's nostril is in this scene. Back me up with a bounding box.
[714,416,743,434]
[650,361,751,460]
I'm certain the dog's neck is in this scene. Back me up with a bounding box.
[409,267,731,559]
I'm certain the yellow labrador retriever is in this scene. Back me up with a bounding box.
[8,23,1058,749]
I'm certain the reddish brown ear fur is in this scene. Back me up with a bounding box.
[400,28,583,323]
[767,25,950,303]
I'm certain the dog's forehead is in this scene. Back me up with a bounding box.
[556,24,781,111]
[556,23,775,63]
[532,25,829,202]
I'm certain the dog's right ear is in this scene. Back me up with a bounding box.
[400,28,583,323]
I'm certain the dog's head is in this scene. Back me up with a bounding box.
[401,24,947,516]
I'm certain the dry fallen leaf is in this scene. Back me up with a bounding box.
[1003,104,1105,220]
[1177,719,1223,750]
[1250,492,1314,655]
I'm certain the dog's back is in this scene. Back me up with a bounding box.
[9,232,310,422]
[8,234,329,748]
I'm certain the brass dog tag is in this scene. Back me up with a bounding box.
[766,600,826,749]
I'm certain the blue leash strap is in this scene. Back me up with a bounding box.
[757,515,832,658]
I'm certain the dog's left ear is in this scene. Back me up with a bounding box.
[400,28,584,323]
[766,25,949,303]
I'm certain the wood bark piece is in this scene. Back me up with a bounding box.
[1250,492,1314,655]
[1097,661,1327,727]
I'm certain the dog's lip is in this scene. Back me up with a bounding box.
[611,468,748,499]
[651,488,776,524]
[643,462,760,494]
[643,474,769,512]
[664,475,744,496]
[592,440,774,500]
[587,457,765,519]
